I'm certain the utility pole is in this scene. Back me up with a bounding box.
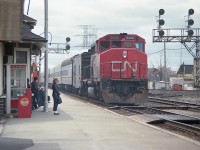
[44,0,48,112]
[164,41,167,89]
[180,44,183,65]
[159,50,162,81]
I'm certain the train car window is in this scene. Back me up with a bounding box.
[135,42,144,51]
[112,41,121,48]
[124,41,133,48]
[100,41,110,51]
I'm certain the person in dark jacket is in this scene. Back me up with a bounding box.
[27,78,31,88]
[52,78,60,115]
[31,77,39,110]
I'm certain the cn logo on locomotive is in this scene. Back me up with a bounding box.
[122,50,127,58]
[111,61,137,72]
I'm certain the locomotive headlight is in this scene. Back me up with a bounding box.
[122,50,127,58]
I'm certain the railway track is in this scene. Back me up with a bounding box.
[147,96,200,115]
[118,106,200,141]
[148,96,200,107]
[150,119,200,139]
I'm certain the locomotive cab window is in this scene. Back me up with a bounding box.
[100,41,110,51]
[112,41,122,48]
[135,42,144,52]
[112,41,121,48]
[124,41,134,48]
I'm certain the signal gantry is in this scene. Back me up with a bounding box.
[152,9,200,87]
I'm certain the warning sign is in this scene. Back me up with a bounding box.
[20,97,29,106]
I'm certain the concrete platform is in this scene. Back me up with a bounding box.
[0,92,200,150]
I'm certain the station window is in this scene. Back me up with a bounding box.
[16,51,27,63]
[100,41,110,51]
[14,48,30,80]
[112,41,121,48]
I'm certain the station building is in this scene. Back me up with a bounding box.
[0,0,47,116]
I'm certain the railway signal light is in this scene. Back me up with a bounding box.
[159,9,165,15]
[159,30,165,37]
[66,37,71,50]
[188,30,194,37]
[188,19,194,26]
[159,19,165,26]
[158,9,165,37]
[188,9,194,15]
[187,9,194,37]
[66,45,70,50]
[66,37,71,42]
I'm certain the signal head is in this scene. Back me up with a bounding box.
[159,30,165,37]
[188,9,194,15]
[159,19,165,26]
[66,45,70,50]
[66,37,71,42]
[188,30,194,37]
[159,9,165,15]
[188,19,194,26]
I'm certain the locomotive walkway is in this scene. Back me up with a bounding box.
[0,91,200,150]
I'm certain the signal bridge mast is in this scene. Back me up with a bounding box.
[41,37,71,54]
[37,37,70,69]
[152,9,200,87]
[36,37,70,80]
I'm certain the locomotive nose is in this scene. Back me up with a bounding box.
[122,87,131,95]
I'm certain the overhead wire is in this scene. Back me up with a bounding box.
[147,47,187,55]
[147,49,164,55]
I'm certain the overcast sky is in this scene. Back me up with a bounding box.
[24,0,200,71]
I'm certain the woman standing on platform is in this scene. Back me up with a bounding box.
[31,77,39,110]
[52,78,60,115]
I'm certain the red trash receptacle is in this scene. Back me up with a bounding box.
[18,88,32,118]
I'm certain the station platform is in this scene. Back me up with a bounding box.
[0,91,200,150]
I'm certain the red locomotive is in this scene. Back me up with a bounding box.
[49,33,148,104]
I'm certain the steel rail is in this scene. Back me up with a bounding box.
[148,96,200,107]
[120,106,200,137]
[150,119,200,136]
